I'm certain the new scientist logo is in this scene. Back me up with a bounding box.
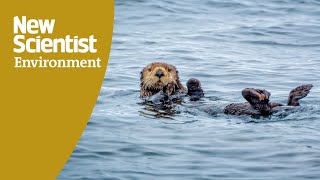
[13,16,101,68]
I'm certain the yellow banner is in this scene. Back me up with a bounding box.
[0,0,114,179]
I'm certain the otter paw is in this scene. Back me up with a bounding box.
[242,88,271,105]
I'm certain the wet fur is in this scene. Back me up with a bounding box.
[224,84,313,116]
[186,78,204,101]
[287,84,313,106]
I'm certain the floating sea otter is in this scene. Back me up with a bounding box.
[223,84,313,116]
[140,62,313,116]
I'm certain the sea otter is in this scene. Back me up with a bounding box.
[140,62,186,97]
[140,64,313,116]
[224,84,313,116]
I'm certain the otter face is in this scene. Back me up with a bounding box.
[140,62,184,97]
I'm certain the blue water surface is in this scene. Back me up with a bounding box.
[59,0,320,179]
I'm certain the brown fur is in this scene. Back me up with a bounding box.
[140,62,186,97]
[287,84,313,106]
[224,84,313,116]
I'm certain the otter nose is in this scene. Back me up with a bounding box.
[156,70,164,78]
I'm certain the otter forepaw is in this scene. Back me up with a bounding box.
[165,82,176,96]
[186,78,204,101]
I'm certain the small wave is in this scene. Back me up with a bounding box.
[241,40,320,47]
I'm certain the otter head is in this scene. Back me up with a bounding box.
[140,62,185,97]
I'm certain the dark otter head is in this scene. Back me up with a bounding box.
[242,88,272,115]
[186,78,204,101]
[140,62,185,97]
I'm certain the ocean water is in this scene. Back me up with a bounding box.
[59,0,320,179]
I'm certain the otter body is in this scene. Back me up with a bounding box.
[224,103,261,116]
[224,84,313,116]
[223,103,296,116]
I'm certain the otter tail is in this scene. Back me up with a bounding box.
[287,84,313,106]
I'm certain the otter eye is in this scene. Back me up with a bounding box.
[176,70,179,74]
[148,68,152,72]
[168,68,172,72]
[140,71,142,74]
